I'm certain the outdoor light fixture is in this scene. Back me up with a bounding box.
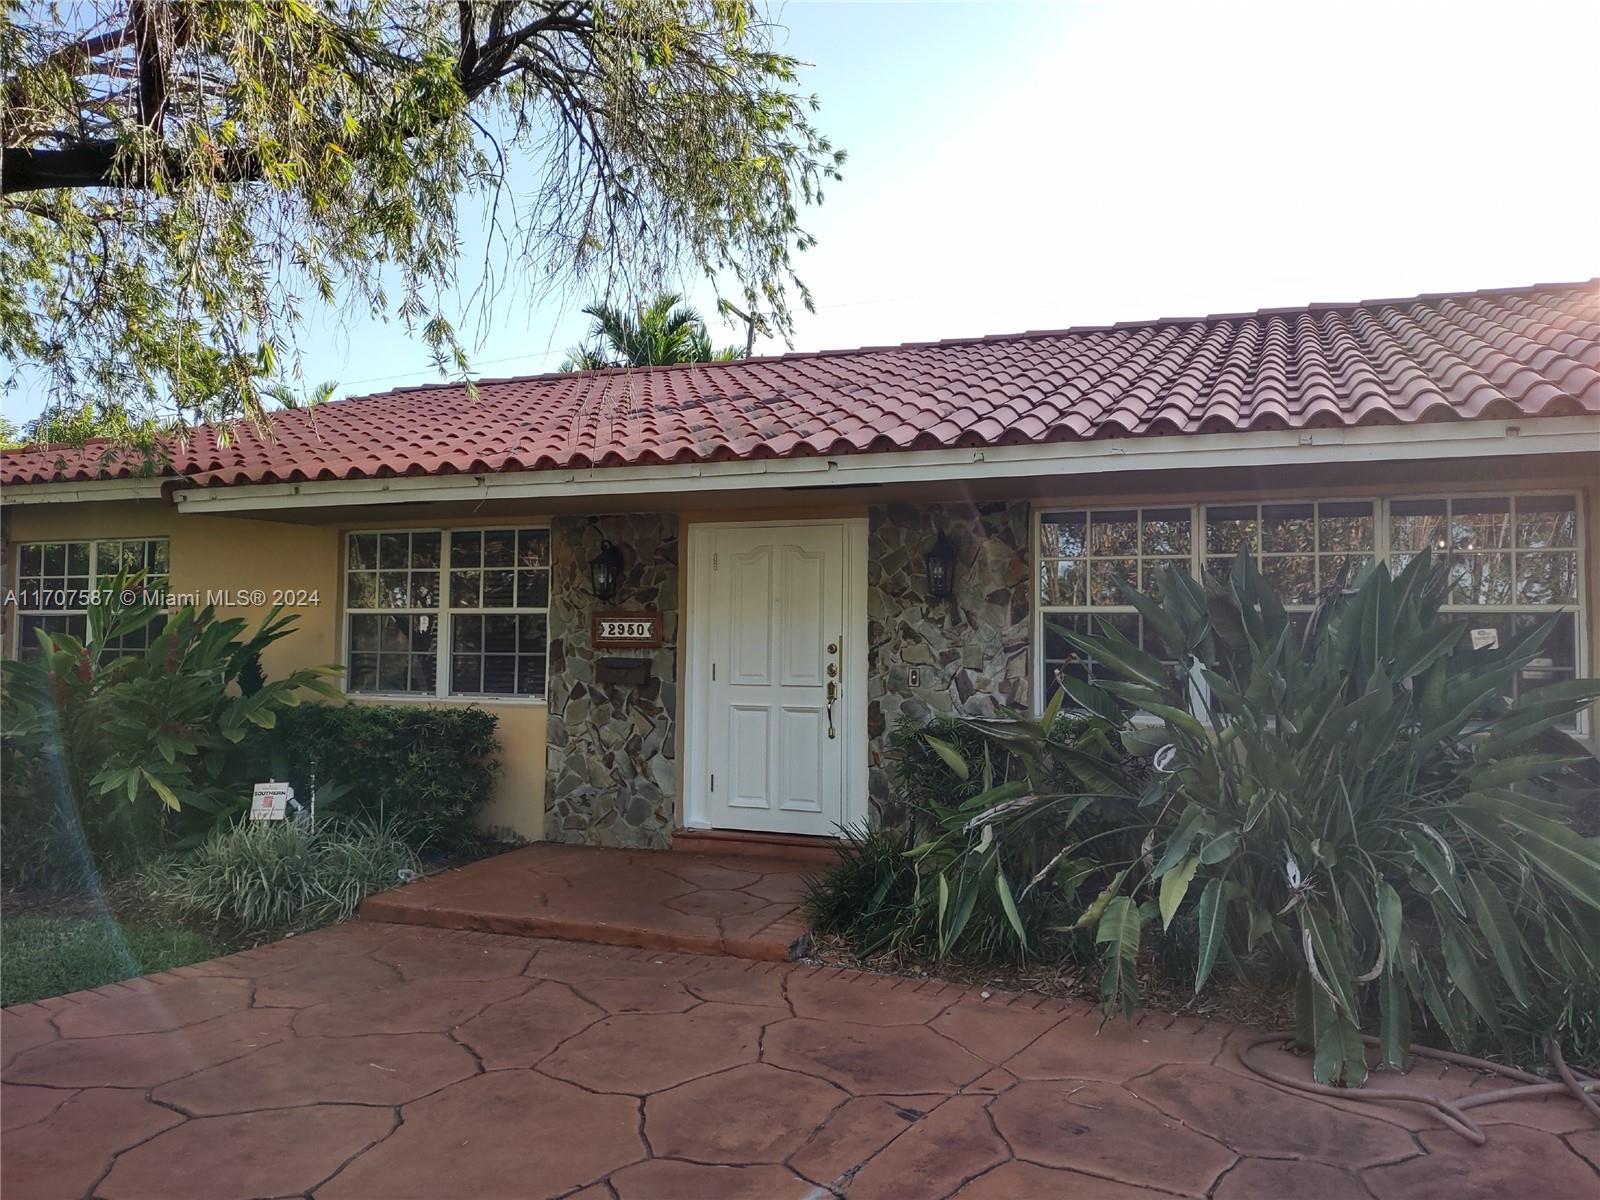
[589,538,624,601]
[924,530,956,599]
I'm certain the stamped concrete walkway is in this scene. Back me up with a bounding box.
[4,921,1598,1200]
[360,844,814,961]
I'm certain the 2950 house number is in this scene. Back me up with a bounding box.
[591,611,663,648]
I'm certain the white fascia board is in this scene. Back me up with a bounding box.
[0,476,167,506]
[163,415,1600,515]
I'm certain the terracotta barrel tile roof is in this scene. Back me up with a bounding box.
[4,279,1596,489]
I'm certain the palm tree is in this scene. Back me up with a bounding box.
[561,293,745,370]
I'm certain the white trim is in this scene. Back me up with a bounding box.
[1,477,167,506]
[164,417,1600,515]
[682,518,869,835]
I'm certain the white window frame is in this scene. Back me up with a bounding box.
[1033,490,1588,735]
[1199,498,1382,611]
[9,537,172,657]
[340,525,551,704]
[1035,504,1202,690]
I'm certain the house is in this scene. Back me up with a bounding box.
[4,280,1598,846]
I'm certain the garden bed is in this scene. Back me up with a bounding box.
[804,932,1297,1034]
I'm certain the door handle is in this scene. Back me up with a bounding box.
[825,633,842,739]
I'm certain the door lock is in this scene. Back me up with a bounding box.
[827,641,838,655]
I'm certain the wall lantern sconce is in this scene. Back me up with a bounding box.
[589,538,624,601]
[924,530,956,599]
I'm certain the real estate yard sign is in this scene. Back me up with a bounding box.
[250,781,293,821]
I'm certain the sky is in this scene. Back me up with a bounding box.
[7,0,1599,422]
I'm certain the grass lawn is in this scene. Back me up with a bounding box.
[1,915,226,1007]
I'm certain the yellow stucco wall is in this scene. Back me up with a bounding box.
[1,501,550,838]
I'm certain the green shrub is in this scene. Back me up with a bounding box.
[1051,549,1600,1084]
[1,586,339,877]
[889,711,1105,815]
[253,703,499,851]
[806,709,1138,964]
[0,734,97,890]
[143,817,421,938]
[804,824,921,955]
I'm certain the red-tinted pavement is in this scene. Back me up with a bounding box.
[358,843,814,961]
[3,921,1597,1199]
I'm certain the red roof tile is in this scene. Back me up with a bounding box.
[4,279,1597,489]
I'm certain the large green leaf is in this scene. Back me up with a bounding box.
[1054,671,1121,724]
[1359,563,1395,673]
[1141,702,1208,739]
[1193,877,1228,993]
[1308,976,1369,1087]
[1057,625,1170,692]
[944,874,980,954]
[1301,903,1359,1019]
[1159,855,1200,930]
[1376,880,1404,968]
[956,779,1030,814]
[1115,573,1189,658]
[995,867,1027,950]
[142,770,181,812]
[1463,870,1530,1007]
[1458,794,1600,911]
[1468,753,1590,791]
[1072,868,1128,930]
[923,735,970,782]
[1153,806,1206,878]
[1402,829,1464,916]
[1376,965,1411,1072]
[1096,895,1144,1016]
[1441,930,1504,1038]
[1389,619,1464,683]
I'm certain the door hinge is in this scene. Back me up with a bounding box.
[709,773,715,793]
[712,552,719,571]
[711,662,716,681]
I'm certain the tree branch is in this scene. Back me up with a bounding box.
[3,140,262,193]
[131,0,168,130]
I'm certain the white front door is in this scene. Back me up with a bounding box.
[700,522,850,836]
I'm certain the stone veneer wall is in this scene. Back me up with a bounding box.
[866,501,1032,820]
[544,513,679,847]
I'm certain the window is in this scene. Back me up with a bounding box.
[1035,492,1586,729]
[344,527,550,700]
[1389,495,1582,705]
[1039,507,1190,690]
[11,538,170,658]
[1203,501,1375,608]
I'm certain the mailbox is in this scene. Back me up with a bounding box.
[595,656,651,686]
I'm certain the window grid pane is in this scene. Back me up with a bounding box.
[345,530,445,695]
[445,529,550,699]
[1039,508,1195,699]
[12,539,170,658]
[1203,501,1376,610]
[1035,492,1583,730]
[97,539,171,653]
[1402,496,1584,732]
[342,528,549,699]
